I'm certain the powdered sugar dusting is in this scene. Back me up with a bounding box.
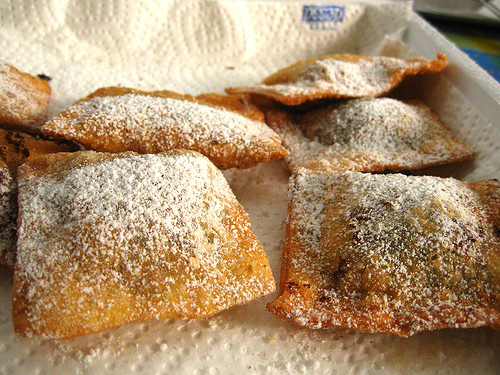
[272,171,500,336]
[42,93,285,169]
[301,98,425,152]
[14,150,275,339]
[276,56,416,97]
[228,55,445,105]
[269,98,474,172]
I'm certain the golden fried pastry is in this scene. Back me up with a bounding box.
[0,128,78,172]
[266,97,475,173]
[0,129,78,269]
[0,61,51,134]
[267,170,500,337]
[13,150,275,339]
[226,53,447,106]
[41,87,288,169]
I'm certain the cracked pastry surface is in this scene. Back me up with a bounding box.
[266,97,475,173]
[267,169,500,337]
[13,150,275,339]
[41,87,287,169]
[226,53,447,106]
[0,61,51,134]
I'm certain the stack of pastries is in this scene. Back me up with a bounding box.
[1,61,280,339]
[228,52,499,337]
[1,50,499,341]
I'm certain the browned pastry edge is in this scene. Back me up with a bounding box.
[0,61,52,134]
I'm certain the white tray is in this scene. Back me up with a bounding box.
[1,1,499,374]
[414,0,500,26]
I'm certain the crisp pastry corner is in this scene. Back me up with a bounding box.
[0,61,51,134]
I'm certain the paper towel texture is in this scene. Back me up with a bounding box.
[1,0,499,374]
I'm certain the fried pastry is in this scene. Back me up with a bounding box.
[13,150,275,339]
[0,129,78,269]
[266,97,475,173]
[267,170,500,337]
[0,61,51,134]
[0,128,78,172]
[226,53,447,106]
[41,87,288,169]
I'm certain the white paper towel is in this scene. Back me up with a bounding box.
[1,1,499,374]
[0,0,414,115]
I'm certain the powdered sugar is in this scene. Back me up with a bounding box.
[301,98,425,152]
[268,98,475,173]
[42,92,285,169]
[64,93,266,144]
[276,56,418,97]
[228,54,447,105]
[290,171,494,274]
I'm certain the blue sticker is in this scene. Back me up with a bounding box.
[302,5,345,30]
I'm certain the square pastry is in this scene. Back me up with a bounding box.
[267,169,500,337]
[266,98,475,173]
[13,150,275,339]
[41,87,287,170]
[227,53,447,106]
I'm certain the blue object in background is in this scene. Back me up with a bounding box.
[421,16,500,83]
[461,47,500,81]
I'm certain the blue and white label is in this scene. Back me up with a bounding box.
[302,5,345,30]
